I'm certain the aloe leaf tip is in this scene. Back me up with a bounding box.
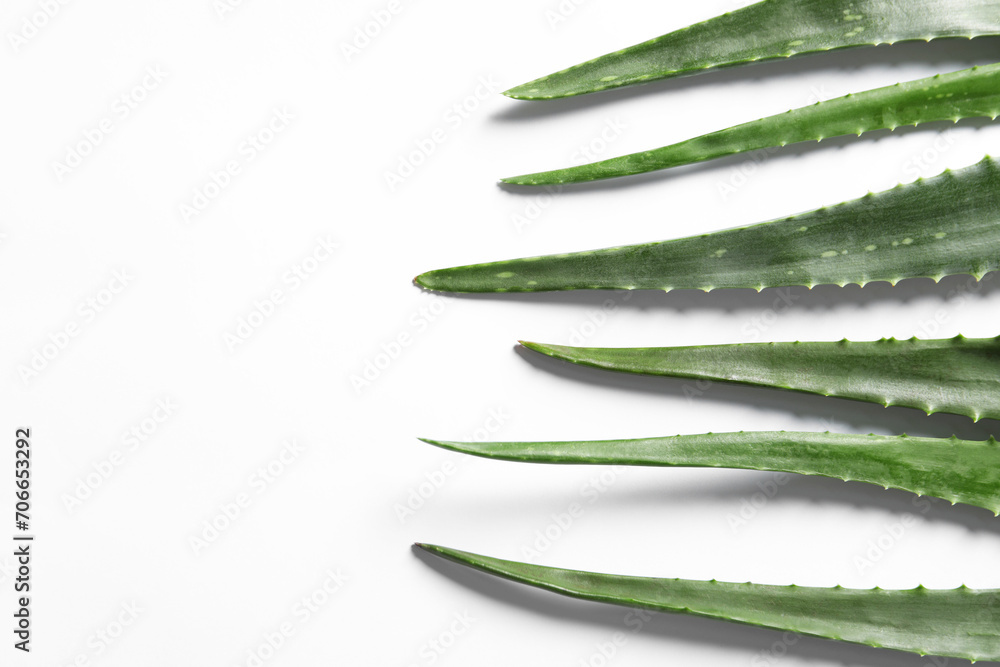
[413,272,440,292]
[520,340,570,357]
[417,437,453,451]
[415,542,454,559]
[502,77,562,101]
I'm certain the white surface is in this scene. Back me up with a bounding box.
[3,1,1000,665]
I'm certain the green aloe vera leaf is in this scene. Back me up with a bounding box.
[417,157,1000,294]
[420,431,1000,514]
[416,543,1000,661]
[505,0,1000,100]
[501,63,1000,186]
[520,336,1000,421]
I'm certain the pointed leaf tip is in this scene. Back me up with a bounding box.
[415,543,475,565]
[413,272,434,289]
[417,438,466,455]
[414,270,453,293]
[519,340,568,358]
[415,542,446,555]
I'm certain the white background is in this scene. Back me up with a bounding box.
[3,0,1000,665]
